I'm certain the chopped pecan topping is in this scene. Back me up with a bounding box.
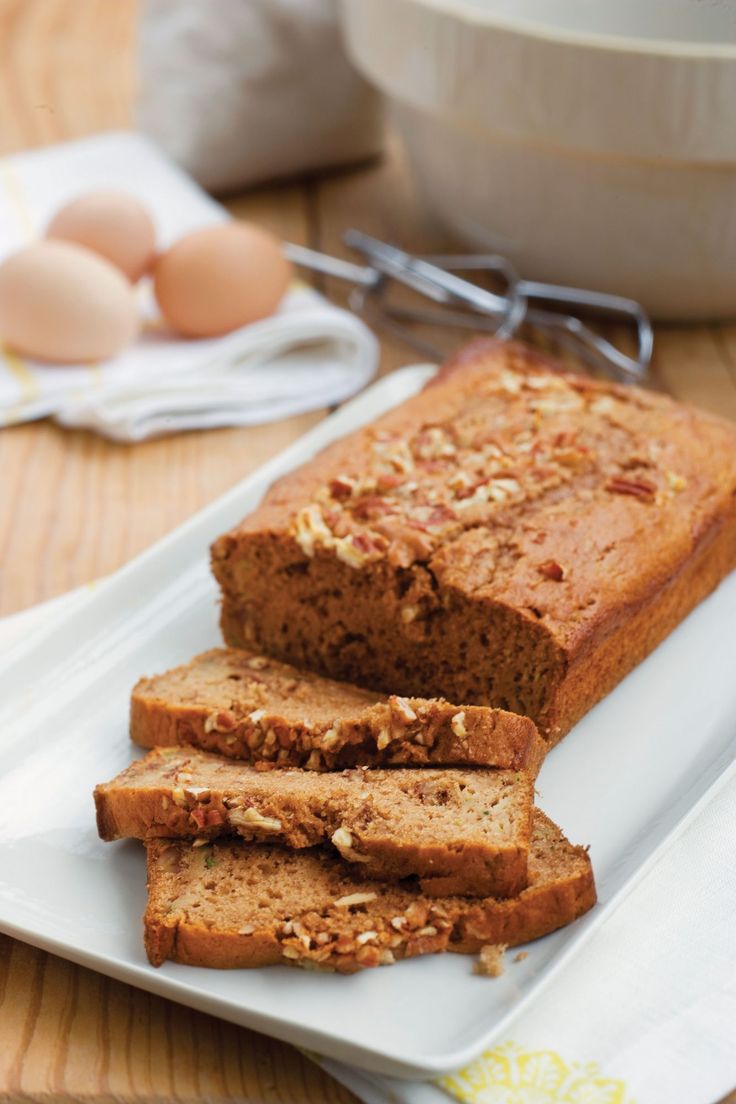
[390,696,417,724]
[171,787,187,808]
[334,536,370,569]
[352,495,394,521]
[474,943,507,977]
[228,806,282,833]
[292,504,334,557]
[328,475,357,500]
[372,438,414,474]
[375,472,405,492]
[305,750,323,770]
[246,727,264,749]
[333,892,377,908]
[666,470,687,492]
[538,559,565,581]
[404,902,429,930]
[333,531,387,570]
[451,710,467,738]
[413,426,457,461]
[331,825,371,863]
[320,725,341,751]
[157,844,181,873]
[245,656,269,670]
[605,476,656,500]
[376,726,392,751]
[425,504,456,527]
[189,805,224,830]
[204,710,237,734]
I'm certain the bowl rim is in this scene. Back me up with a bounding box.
[402,0,736,60]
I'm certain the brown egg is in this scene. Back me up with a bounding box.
[0,241,139,363]
[47,190,157,282]
[153,222,291,338]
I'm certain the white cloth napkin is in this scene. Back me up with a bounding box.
[3,588,735,1104]
[323,806,736,1104]
[0,132,379,441]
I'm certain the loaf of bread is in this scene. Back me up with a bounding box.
[96,747,534,897]
[212,340,736,742]
[144,810,596,972]
[130,647,545,772]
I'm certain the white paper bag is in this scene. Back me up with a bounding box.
[137,0,384,193]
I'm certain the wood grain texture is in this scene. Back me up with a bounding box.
[0,2,735,1101]
[0,0,135,154]
[0,935,354,1104]
[0,3,356,1101]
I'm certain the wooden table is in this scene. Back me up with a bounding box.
[1,3,735,1101]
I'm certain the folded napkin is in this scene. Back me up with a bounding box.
[323,793,736,1104]
[0,132,378,441]
[4,589,735,1104]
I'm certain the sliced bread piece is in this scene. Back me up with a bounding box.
[144,811,595,972]
[130,648,545,773]
[95,747,534,898]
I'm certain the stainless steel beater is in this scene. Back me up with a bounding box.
[284,230,653,383]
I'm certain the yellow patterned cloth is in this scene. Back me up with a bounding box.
[439,1042,633,1104]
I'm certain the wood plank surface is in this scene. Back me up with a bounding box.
[0,2,735,1102]
[0,3,356,1100]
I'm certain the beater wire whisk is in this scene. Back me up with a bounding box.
[284,231,652,383]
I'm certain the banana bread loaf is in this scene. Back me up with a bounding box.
[212,339,736,743]
[144,810,595,972]
[95,747,534,897]
[130,647,545,772]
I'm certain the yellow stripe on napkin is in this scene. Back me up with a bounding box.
[0,162,41,424]
[0,162,37,239]
[1,345,39,424]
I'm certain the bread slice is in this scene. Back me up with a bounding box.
[95,747,534,898]
[144,810,595,972]
[130,648,545,774]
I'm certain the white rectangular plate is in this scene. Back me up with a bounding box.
[0,365,735,1080]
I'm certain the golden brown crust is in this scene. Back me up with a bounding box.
[212,340,736,740]
[96,748,534,898]
[129,648,546,773]
[143,811,596,972]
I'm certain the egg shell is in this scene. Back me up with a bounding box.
[47,190,157,282]
[153,222,291,338]
[0,240,140,364]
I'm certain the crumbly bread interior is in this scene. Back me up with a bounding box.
[96,747,534,897]
[144,810,595,972]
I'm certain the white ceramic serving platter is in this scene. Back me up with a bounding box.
[0,364,735,1080]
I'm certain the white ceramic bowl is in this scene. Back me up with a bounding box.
[340,0,736,319]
